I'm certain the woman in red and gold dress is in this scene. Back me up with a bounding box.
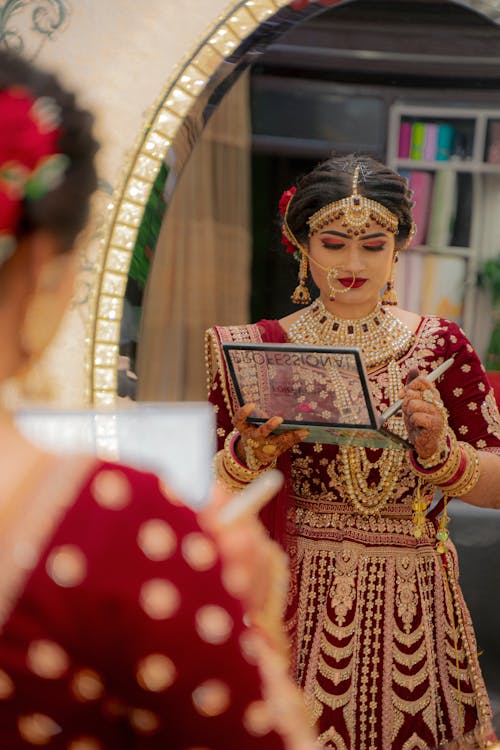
[207,154,500,749]
[0,51,317,750]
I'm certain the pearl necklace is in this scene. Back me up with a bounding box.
[287,298,414,371]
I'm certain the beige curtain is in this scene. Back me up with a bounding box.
[137,72,251,401]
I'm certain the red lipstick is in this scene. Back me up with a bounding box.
[339,278,367,288]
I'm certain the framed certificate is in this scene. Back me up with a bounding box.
[222,342,411,450]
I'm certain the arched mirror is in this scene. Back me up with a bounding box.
[90,0,500,716]
[92,0,500,405]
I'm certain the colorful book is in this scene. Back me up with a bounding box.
[408,171,434,247]
[423,123,438,161]
[436,124,455,161]
[410,122,426,160]
[398,122,412,158]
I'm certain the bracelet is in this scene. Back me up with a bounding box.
[224,429,263,483]
[408,429,461,486]
[214,450,248,492]
[438,445,467,489]
[439,442,480,497]
[414,431,449,470]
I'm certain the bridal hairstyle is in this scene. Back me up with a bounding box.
[284,153,415,250]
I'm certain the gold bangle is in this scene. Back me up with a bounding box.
[409,429,461,486]
[416,423,450,469]
[214,450,248,492]
[223,429,262,482]
[440,442,481,497]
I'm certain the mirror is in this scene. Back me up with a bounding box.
[108,0,500,405]
[92,0,500,723]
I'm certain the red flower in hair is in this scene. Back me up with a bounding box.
[278,186,296,218]
[0,87,66,265]
[278,186,298,255]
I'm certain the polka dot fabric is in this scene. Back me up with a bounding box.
[0,461,288,749]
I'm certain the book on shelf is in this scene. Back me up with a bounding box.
[398,122,412,158]
[436,123,455,161]
[423,123,438,161]
[401,121,457,162]
[409,122,426,160]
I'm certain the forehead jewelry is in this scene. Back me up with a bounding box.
[307,165,399,237]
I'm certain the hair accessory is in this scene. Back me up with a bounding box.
[307,165,399,237]
[279,186,298,255]
[0,87,69,266]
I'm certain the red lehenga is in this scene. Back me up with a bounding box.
[0,457,311,749]
[206,314,500,750]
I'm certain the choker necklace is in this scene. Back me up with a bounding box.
[287,298,414,370]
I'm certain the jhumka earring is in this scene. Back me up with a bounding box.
[291,252,311,305]
[382,253,398,306]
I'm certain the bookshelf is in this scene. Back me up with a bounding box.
[387,103,500,354]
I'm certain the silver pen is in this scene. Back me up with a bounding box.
[380,356,455,423]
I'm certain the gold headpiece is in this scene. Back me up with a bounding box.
[307,166,399,237]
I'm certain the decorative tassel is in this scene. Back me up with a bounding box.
[291,253,311,305]
[382,255,398,306]
[436,497,450,554]
[412,480,427,539]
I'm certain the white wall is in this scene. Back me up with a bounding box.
[7,0,231,405]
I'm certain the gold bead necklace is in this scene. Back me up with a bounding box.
[287,298,414,371]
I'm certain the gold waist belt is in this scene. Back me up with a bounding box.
[292,496,436,539]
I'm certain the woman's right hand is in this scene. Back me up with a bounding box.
[232,403,308,470]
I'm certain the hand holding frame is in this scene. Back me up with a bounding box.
[232,402,308,469]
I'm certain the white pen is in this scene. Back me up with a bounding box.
[218,469,284,526]
[380,356,455,423]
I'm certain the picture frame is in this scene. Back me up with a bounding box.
[222,342,411,450]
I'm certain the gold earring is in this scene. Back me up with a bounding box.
[291,252,311,305]
[382,253,398,306]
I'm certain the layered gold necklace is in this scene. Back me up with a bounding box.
[288,300,413,515]
[287,298,414,371]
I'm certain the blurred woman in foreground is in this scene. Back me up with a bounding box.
[0,50,315,750]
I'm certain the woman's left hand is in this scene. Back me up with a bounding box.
[400,370,448,459]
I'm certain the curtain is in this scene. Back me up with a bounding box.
[137,71,252,401]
